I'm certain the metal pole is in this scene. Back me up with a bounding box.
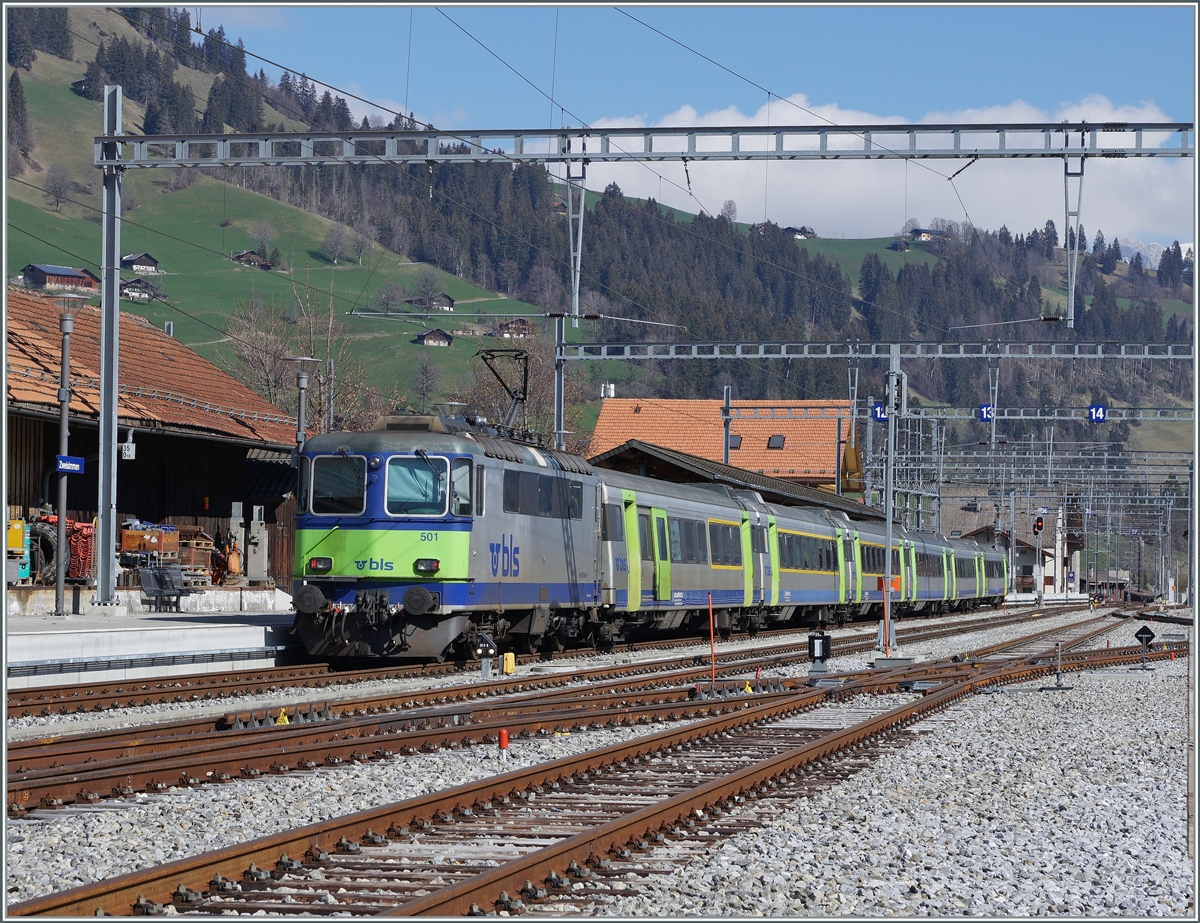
[881,351,901,657]
[96,85,122,605]
[553,315,566,450]
[722,385,731,465]
[865,395,875,507]
[296,371,309,455]
[54,311,74,616]
[325,357,333,432]
[1063,154,1084,328]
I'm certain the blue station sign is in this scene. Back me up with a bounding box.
[56,455,84,474]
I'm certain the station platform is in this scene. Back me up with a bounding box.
[5,605,301,689]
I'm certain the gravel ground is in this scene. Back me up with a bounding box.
[5,608,1193,915]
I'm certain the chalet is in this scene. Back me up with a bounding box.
[910,227,951,242]
[786,226,817,240]
[232,250,272,269]
[493,317,536,339]
[120,252,160,274]
[415,328,453,347]
[404,293,455,311]
[887,239,910,251]
[119,278,164,303]
[22,264,100,291]
[550,202,568,215]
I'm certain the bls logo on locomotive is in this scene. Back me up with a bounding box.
[489,534,520,577]
[355,558,395,571]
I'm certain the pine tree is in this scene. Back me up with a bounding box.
[6,8,36,70]
[35,7,73,60]
[7,70,32,155]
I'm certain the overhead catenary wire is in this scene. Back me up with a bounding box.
[54,9,1061,413]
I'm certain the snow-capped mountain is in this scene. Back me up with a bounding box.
[1116,237,1166,269]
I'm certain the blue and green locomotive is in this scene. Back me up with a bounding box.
[291,413,1007,660]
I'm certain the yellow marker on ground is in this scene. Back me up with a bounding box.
[275,708,290,725]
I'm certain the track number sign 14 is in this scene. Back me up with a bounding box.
[1088,404,1107,422]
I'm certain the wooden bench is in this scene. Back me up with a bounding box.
[138,564,195,612]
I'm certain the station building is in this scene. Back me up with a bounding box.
[5,288,299,601]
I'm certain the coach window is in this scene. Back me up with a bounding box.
[639,514,653,561]
[311,455,366,515]
[602,503,624,541]
[567,482,584,520]
[695,520,708,564]
[668,518,683,563]
[450,458,472,516]
[386,455,448,515]
[503,469,520,513]
[475,465,485,516]
[656,517,669,561]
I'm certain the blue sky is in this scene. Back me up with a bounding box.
[199,4,1196,245]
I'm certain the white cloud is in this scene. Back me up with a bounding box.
[585,95,1194,244]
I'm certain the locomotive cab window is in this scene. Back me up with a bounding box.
[386,455,448,515]
[311,455,366,515]
[298,456,311,512]
[450,458,472,516]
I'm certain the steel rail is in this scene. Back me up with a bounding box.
[9,641,1181,917]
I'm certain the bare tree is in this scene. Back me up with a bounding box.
[388,215,412,258]
[220,294,294,410]
[351,223,374,265]
[427,231,462,274]
[408,266,446,310]
[322,223,348,265]
[524,252,565,310]
[719,199,738,222]
[43,164,73,211]
[252,221,275,255]
[414,351,442,413]
[372,279,406,313]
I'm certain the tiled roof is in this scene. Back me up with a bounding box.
[588,398,854,483]
[5,287,296,447]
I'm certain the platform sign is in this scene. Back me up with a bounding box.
[1135,625,1156,646]
[872,403,887,421]
[1068,571,1075,581]
[979,404,994,421]
[55,455,84,474]
[1088,403,1107,423]
[1039,506,1049,514]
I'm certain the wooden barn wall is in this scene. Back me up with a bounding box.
[5,414,50,516]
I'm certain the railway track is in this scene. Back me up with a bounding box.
[6,608,1131,819]
[7,606,1074,717]
[8,620,1183,917]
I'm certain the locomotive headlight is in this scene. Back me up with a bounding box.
[414,558,440,574]
[307,556,333,574]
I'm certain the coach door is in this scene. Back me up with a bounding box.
[651,507,671,602]
[621,491,641,611]
[840,529,857,603]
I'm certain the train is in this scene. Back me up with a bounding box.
[290,412,1007,661]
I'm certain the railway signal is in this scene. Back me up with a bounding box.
[1033,516,1044,535]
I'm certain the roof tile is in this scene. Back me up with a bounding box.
[589,398,854,483]
[6,287,296,447]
